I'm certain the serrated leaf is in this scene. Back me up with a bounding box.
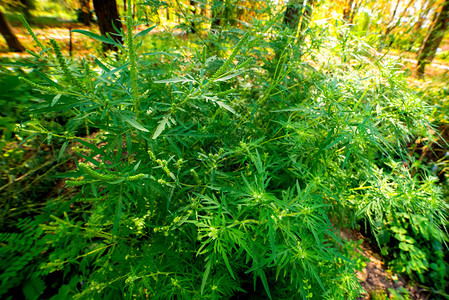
[214,71,241,82]
[152,116,170,139]
[23,277,45,300]
[216,101,239,116]
[122,115,149,132]
[250,150,263,174]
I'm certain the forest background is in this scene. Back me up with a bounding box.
[1,0,449,299]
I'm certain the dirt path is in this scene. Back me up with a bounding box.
[339,228,430,299]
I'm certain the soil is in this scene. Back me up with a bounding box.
[339,228,431,299]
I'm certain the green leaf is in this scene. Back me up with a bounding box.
[99,64,129,81]
[132,160,142,172]
[72,29,118,45]
[23,277,45,300]
[94,58,111,72]
[57,140,69,162]
[257,269,272,300]
[216,101,239,116]
[34,70,62,87]
[214,71,242,82]
[221,251,235,280]
[74,138,105,156]
[398,242,409,251]
[201,259,212,294]
[112,194,123,235]
[152,116,170,139]
[18,133,38,147]
[122,115,149,132]
[135,26,157,38]
[250,150,264,174]
[154,77,195,84]
[51,94,62,107]
[268,221,276,261]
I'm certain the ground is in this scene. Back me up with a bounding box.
[339,228,432,299]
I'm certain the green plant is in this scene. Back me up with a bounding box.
[371,289,388,300]
[0,217,49,299]
[4,2,448,299]
[0,63,75,230]
[0,65,36,147]
[371,288,411,300]
[342,239,369,272]
[349,161,449,294]
[388,287,411,300]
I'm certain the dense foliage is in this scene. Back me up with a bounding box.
[1,2,448,299]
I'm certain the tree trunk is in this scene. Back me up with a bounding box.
[78,0,91,26]
[0,10,25,52]
[348,0,364,24]
[273,0,314,75]
[189,0,197,33]
[416,0,449,77]
[379,0,414,49]
[380,0,400,45]
[413,0,436,34]
[19,0,34,22]
[92,0,123,52]
[283,0,302,31]
[200,1,207,16]
[282,0,314,33]
[342,0,354,23]
[299,0,314,34]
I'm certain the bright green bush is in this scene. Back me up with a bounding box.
[1,4,448,300]
[348,161,448,291]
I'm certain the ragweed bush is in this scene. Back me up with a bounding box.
[2,3,447,299]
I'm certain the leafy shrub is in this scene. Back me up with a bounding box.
[2,4,447,300]
[348,161,448,292]
[0,60,75,229]
[1,217,50,299]
[0,65,36,147]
